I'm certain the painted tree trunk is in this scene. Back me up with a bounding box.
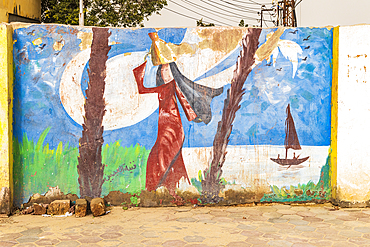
[78,27,111,198]
[201,28,262,203]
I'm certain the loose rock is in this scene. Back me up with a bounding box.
[47,200,71,215]
[33,203,47,215]
[75,199,87,217]
[90,198,105,217]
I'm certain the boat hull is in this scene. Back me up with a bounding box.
[270,156,309,166]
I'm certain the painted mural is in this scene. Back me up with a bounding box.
[12,24,332,207]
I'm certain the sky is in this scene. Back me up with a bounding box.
[13,25,332,150]
[144,0,370,28]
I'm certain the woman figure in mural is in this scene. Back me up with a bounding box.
[133,32,223,202]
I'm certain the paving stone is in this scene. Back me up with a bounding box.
[300,231,324,239]
[213,217,233,222]
[291,244,315,247]
[308,239,333,246]
[245,236,269,245]
[78,236,102,243]
[272,205,292,210]
[358,217,370,223]
[294,226,315,232]
[297,211,316,217]
[141,239,162,245]
[119,234,144,243]
[339,230,362,237]
[20,228,43,236]
[163,240,187,247]
[355,226,370,233]
[183,244,210,247]
[280,215,303,221]
[258,226,279,233]
[262,233,283,240]
[58,234,83,241]
[0,240,17,247]
[55,240,80,247]
[272,224,295,230]
[331,241,357,247]
[318,228,339,235]
[324,234,348,241]
[258,207,278,213]
[0,233,22,241]
[288,220,308,226]
[237,224,257,230]
[183,236,205,243]
[348,237,370,245]
[141,231,159,238]
[16,236,40,243]
[176,217,197,222]
[276,210,296,215]
[35,238,60,245]
[16,244,37,247]
[226,241,251,247]
[192,214,213,220]
[301,216,323,223]
[191,208,210,214]
[307,222,331,228]
[240,230,263,237]
[291,207,309,212]
[268,218,288,224]
[285,237,308,243]
[267,240,293,247]
[47,200,71,215]
[99,239,122,246]
[336,216,357,221]
[100,232,123,239]
[248,215,269,221]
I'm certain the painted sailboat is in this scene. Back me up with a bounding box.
[270,104,309,166]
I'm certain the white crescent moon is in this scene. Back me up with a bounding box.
[59,49,159,130]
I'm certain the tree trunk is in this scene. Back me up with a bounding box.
[78,27,111,198]
[201,28,262,204]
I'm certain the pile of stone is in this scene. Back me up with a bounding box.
[21,198,107,217]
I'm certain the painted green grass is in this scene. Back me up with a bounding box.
[13,128,149,206]
[260,155,331,202]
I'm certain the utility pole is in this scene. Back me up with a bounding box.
[79,0,84,26]
[282,0,297,27]
[259,6,275,27]
[273,0,297,27]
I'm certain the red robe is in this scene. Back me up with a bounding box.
[133,61,194,192]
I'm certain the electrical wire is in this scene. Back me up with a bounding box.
[201,0,261,14]
[199,0,273,22]
[166,2,233,26]
[180,0,249,20]
[232,0,272,5]
[172,0,247,24]
[163,7,224,26]
[219,0,263,11]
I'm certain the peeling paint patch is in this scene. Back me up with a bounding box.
[32,37,42,46]
[77,31,93,50]
[53,39,64,51]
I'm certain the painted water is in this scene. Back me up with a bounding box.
[181,145,329,190]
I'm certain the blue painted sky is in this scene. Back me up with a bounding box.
[13,25,332,150]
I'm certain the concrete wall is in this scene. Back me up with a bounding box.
[335,25,370,206]
[9,24,333,207]
[0,24,13,215]
[0,0,41,23]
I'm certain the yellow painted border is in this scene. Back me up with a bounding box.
[0,24,13,212]
[330,26,339,200]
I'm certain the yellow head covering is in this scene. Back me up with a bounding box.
[148,32,177,66]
